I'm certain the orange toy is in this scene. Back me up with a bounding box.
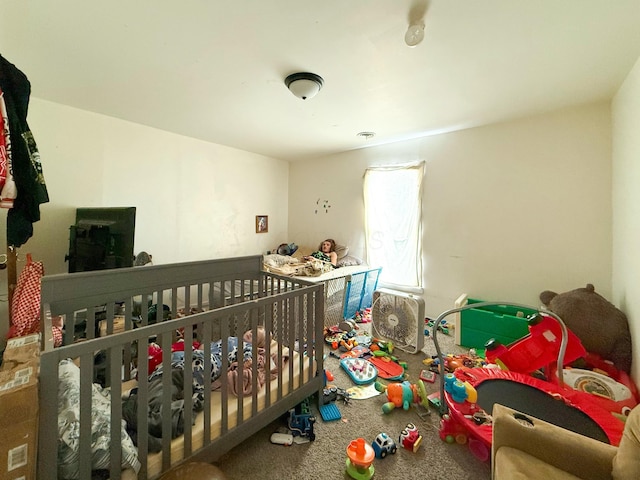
[375,380,429,414]
[346,438,375,480]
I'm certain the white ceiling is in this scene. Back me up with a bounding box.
[1,1,640,162]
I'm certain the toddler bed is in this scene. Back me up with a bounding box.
[262,247,381,326]
[37,255,324,480]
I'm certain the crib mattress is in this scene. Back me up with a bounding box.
[121,347,314,480]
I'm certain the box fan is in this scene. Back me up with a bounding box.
[371,288,425,354]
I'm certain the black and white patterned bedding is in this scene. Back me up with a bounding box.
[57,359,140,480]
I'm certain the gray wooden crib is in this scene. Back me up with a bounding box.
[37,255,324,480]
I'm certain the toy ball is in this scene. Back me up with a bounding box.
[159,462,228,480]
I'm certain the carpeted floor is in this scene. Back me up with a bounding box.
[215,324,492,480]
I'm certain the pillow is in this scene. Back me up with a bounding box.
[334,244,349,260]
[337,255,363,267]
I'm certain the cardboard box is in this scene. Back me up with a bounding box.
[0,360,39,480]
[1,334,40,372]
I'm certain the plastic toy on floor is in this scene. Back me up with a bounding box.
[399,423,422,452]
[341,357,378,385]
[346,438,375,480]
[432,301,628,460]
[483,313,586,375]
[425,317,450,335]
[368,355,404,380]
[375,379,429,414]
[288,398,316,440]
[371,432,397,458]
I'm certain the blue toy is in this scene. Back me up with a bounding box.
[371,432,397,458]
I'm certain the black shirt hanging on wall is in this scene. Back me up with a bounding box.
[0,54,49,247]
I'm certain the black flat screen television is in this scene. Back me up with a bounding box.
[67,207,136,273]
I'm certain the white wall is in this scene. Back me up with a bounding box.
[612,55,640,382]
[290,102,613,319]
[0,98,288,343]
[0,97,619,355]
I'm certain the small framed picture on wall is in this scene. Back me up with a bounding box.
[256,215,268,233]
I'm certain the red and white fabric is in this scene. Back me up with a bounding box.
[8,256,62,347]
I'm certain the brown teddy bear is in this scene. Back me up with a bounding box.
[539,284,632,373]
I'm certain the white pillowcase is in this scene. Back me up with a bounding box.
[337,255,363,267]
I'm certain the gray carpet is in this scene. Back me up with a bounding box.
[214,325,492,480]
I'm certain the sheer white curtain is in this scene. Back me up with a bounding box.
[364,162,425,290]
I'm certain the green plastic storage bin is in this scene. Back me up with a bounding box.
[457,298,535,350]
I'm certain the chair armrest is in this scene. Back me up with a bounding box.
[492,403,616,480]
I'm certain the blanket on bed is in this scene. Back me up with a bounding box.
[263,253,333,277]
[57,359,141,480]
[122,327,280,453]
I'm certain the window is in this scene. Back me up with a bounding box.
[363,162,424,291]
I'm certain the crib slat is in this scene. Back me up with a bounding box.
[264,302,273,407]
[183,286,190,320]
[314,288,324,379]
[182,324,194,457]
[140,294,150,327]
[221,319,230,434]
[160,331,172,471]
[197,283,203,310]
[276,297,284,400]
[109,346,123,480]
[79,352,94,479]
[250,312,258,416]
[201,320,213,445]
[63,309,75,345]
[297,293,304,383]
[288,298,295,390]
[136,332,150,479]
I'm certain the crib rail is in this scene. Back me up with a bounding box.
[40,255,312,350]
[37,256,324,480]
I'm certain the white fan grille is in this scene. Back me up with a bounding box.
[371,289,425,354]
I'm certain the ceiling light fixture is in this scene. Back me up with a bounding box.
[357,132,376,140]
[404,23,425,47]
[284,72,324,100]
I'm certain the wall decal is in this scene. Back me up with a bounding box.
[315,198,331,214]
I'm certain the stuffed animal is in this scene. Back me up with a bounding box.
[539,284,632,373]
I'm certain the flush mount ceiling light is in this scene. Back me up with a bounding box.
[284,72,324,100]
[357,131,376,140]
[405,23,425,47]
